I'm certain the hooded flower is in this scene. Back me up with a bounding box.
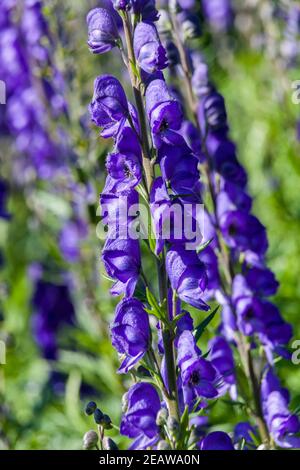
[134,21,167,74]
[120,382,161,449]
[89,74,129,138]
[102,236,141,297]
[261,369,300,449]
[87,8,119,54]
[200,431,234,450]
[177,330,218,400]
[105,126,142,193]
[202,0,233,33]
[234,422,258,450]
[132,0,159,22]
[111,298,150,373]
[208,336,236,397]
[166,245,209,310]
[145,78,183,148]
[220,210,268,257]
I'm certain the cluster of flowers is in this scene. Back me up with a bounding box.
[85,0,299,450]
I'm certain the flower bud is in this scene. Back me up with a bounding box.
[102,414,113,429]
[167,416,180,436]
[169,0,181,14]
[94,408,104,424]
[83,430,98,450]
[103,437,119,450]
[122,392,129,413]
[113,0,131,11]
[85,401,97,416]
[178,12,201,40]
[157,10,172,36]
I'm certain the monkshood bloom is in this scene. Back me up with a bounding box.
[89,75,130,138]
[31,279,75,360]
[87,8,120,54]
[145,78,183,148]
[220,210,268,257]
[234,422,258,450]
[102,236,141,297]
[166,245,209,310]
[131,0,159,22]
[110,298,150,373]
[105,127,142,193]
[208,336,236,398]
[120,383,161,449]
[158,141,201,199]
[202,0,233,33]
[177,331,218,400]
[261,369,300,448]
[200,431,234,450]
[134,21,168,73]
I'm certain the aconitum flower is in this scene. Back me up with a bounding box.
[208,336,236,397]
[202,0,233,33]
[177,331,218,399]
[220,210,268,257]
[166,245,209,310]
[132,0,159,22]
[105,126,142,193]
[102,236,141,297]
[110,298,150,373]
[87,8,119,54]
[31,279,75,360]
[261,369,300,448]
[198,91,227,134]
[234,422,258,450]
[112,0,131,10]
[134,22,167,74]
[200,431,234,450]
[145,78,183,148]
[89,75,129,138]
[120,382,161,449]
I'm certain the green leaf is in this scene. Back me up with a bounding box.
[145,288,166,321]
[196,238,213,254]
[193,306,219,342]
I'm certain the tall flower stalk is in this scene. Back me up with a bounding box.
[85,0,299,450]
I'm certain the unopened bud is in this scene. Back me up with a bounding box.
[94,408,104,424]
[102,414,113,430]
[167,416,179,435]
[85,401,97,416]
[83,430,98,450]
[103,437,119,450]
[122,392,128,413]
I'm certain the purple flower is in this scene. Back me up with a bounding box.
[234,422,258,449]
[102,236,141,297]
[89,75,129,138]
[261,369,300,448]
[198,91,227,135]
[166,245,209,310]
[242,266,279,297]
[200,431,234,450]
[110,298,150,373]
[158,142,201,199]
[59,219,88,263]
[87,8,119,54]
[145,78,183,148]
[132,0,159,22]
[105,126,142,193]
[134,21,167,74]
[177,331,218,399]
[220,210,268,256]
[120,382,161,449]
[202,0,233,33]
[178,120,202,158]
[209,336,236,397]
[31,279,75,360]
[112,0,131,10]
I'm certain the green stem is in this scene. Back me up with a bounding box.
[121,11,180,423]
